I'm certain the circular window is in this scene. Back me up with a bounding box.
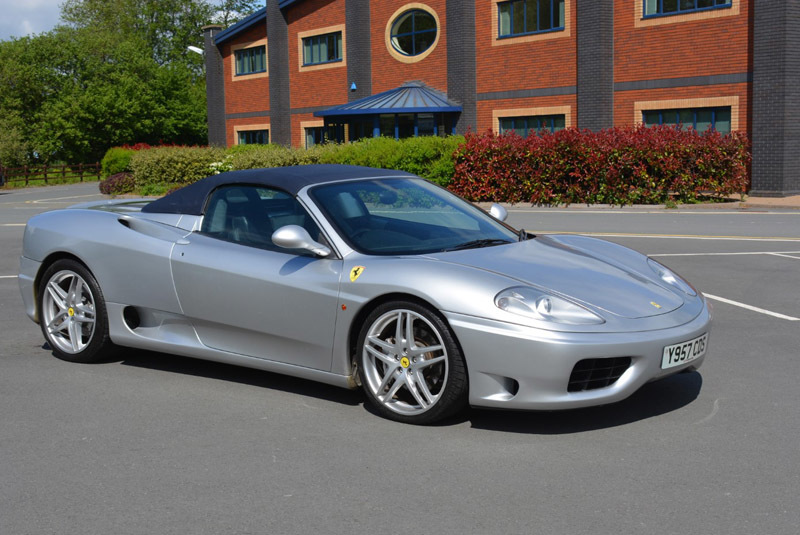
[390,9,437,57]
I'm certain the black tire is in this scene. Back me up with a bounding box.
[38,259,114,363]
[357,300,468,424]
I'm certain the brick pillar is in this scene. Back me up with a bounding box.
[346,0,372,101]
[751,1,800,196]
[576,0,614,130]
[446,0,477,135]
[203,25,226,147]
[267,0,291,146]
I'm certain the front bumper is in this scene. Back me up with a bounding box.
[444,304,711,410]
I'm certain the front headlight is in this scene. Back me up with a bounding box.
[647,258,697,296]
[495,287,604,325]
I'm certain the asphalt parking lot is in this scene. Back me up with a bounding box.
[1,183,798,534]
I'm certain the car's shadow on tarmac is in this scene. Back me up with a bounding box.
[465,371,703,434]
[95,346,702,433]
[110,347,363,407]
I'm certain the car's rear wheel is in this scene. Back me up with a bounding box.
[38,259,113,363]
[357,301,468,424]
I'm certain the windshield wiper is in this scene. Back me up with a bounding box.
[444,238,514,252]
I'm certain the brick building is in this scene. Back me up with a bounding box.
[202,0,800,196]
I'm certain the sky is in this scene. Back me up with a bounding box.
[0,0,64,41]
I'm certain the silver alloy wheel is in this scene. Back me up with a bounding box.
[362,309,449,416]
[41,270,97,354]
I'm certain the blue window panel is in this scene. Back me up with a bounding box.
[234,46,266,76]
[498,0,565,38]
[302,32,343,66]
[390,9,437,56]
[644,0,730,17]
[641,107,732,134]
[238,130,269,145]
[499,115,566,137]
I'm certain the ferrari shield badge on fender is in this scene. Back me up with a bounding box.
[350,266,366,282]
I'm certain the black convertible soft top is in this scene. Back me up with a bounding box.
[142,164,416,215]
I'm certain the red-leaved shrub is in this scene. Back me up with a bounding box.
[449,125,750,205]
[99,172,135,195]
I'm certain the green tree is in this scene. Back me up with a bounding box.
[214,0,263,27]
[0,0,261,164]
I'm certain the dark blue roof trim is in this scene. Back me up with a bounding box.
[142,165,416,215]
[214,7,267,46]
[278,0,305,8]
[314,83,462,118]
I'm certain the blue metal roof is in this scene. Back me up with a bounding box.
[214,7,267,45]
[314,83,462,117]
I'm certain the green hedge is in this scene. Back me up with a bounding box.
[128,146,225,195]
[101,136,464,195]
[100,147,135,178]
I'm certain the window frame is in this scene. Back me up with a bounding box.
[385,4,441,64]
[643,0,731,18]
[236,129,270,145]
[641,106,732,134]
[497,0,566,39]
[498,114,566,137]
[302,31,343,67]
[234,45,267,76]
[389,9,438,57]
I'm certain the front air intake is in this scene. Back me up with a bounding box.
[568,357,632,392]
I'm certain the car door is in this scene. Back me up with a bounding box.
[170,185,343,371]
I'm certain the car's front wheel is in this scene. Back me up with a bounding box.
[38,259,113,363]
[357,301,468,424]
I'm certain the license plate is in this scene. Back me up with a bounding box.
[662,333,708,369]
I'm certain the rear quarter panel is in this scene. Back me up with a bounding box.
[23,209,184,315]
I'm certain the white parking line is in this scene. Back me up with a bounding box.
[703,294,800,321]
[0,223,26,227]
[0,275,17,279]
[650,251,800,257]
[27,194,102,204]
[769,253,800,260]
[539,231,800,242]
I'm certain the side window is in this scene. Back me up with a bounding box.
[200,185,324,254]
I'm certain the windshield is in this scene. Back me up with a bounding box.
[309,178,519,255]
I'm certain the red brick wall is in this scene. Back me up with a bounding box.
[370,0,449,94]
[287,0,348,110]
[613,1,752,132]
[614,1,751,83]
[222,25,270,116]
[475,0,577,95]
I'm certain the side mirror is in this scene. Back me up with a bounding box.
[272,225,331,257]
[489,203,508,222]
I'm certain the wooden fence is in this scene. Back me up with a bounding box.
[0,162,101,187]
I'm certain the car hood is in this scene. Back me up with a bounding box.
[427,236,684,319]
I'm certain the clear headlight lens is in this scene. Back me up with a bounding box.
[647,258,697,296]
[495,287,604,325]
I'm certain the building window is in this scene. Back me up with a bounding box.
[644,0,731,17]
[498,0,566,38]
[235,46,266,76]
[499,115,566,136]
[238,129,269,145]
[390,9,437,57]
[642,107,731,134]
[302,32,342,66]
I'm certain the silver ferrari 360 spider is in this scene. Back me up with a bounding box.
[19,165,710,424]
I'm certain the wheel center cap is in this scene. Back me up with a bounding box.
[67,307,75,317]
[400,357,410,369]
